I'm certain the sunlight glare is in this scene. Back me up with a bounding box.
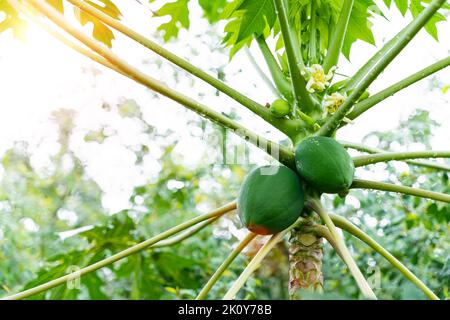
[0,21,87,152]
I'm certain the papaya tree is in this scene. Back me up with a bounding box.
[0,0,449,300]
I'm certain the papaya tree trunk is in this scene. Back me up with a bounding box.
[288,216,324,299]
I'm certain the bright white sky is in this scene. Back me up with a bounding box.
[0,1,449,213]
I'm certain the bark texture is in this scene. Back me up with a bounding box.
[288,217,324,299]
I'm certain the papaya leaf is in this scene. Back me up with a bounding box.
[394,0,409,16]
[410,0,447,40]
[342,0,378,59]
[222,0,276,58]
[198,0,228,23]
[0,1,27,37]
[143,0,447,60]
[151,251,207,289]
[155,0,190,42]
[235,0,276,42]
[73,0,121,48]
[46,0,64,13]
[220,0,246,19]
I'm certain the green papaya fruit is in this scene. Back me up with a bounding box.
[270,99,291,118]
[238,165,305,235]
[295,136,354,194]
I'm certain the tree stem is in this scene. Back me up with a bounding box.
[351,179,450,203]
[27,0,296,169]
[308,1,317,64]
[309,225,345,260]
[255,35,293,101]
[196,233,257,300]
[223,232,286,299]
[344,1,446,92]
[8,0,124,74]
[288,216,324,299]
[223,220,301,300]
[1,202,236,300]
[341,140,450,171]
[273,0,316,112]
[65,0,300,136]
[353,150,450,167]
[244,46,279,97]
[323,0,354,72]
[330,214,439,300]
[348,56,450,120]
[318,0,446,136]
[152,217,219,248]
[306,199,377,299]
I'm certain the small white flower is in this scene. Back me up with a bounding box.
[324,92,347,114]
[303,64,335,93]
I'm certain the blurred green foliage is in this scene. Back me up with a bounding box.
[322,110,449,300]
[0,102,448,300]
[0,0,448,302]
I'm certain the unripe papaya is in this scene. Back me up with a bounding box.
[270,99,291,118]
[238,165,304,235]
[295,136,354,194]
